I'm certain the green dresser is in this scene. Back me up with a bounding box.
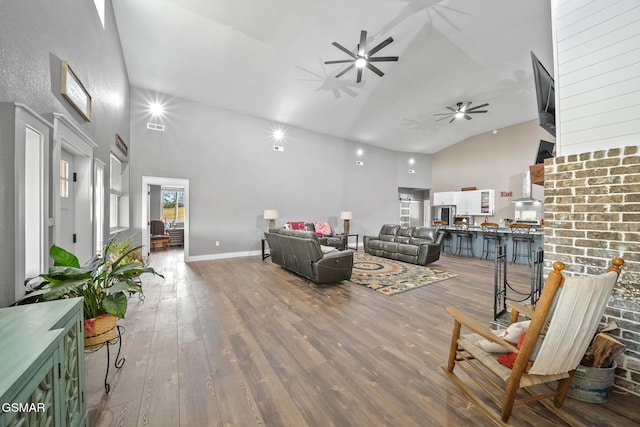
[0,298,88,427]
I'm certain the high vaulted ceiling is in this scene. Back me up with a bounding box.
[112,0,553,154]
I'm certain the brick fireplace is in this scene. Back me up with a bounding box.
[544,145,640,395]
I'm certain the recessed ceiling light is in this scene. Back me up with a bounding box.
[273,128,285,142]
[408,158,415,165]
[357,148,363,156]
[149,102,164,116]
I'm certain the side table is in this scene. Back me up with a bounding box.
[261,237,270,260]
[337,233,359,251]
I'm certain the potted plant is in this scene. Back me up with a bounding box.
[21,237,163,349]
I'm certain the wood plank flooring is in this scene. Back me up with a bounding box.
[86,249,640,426]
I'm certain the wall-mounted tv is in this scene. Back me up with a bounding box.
[531,51,555,137]
[535,140,555,164]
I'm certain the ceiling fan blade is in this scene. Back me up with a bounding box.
[368,56,399,62]
[332,42,357,59]
[435,115,453,122]
[467,103,489,111]
[449,117,456,124]
[468,110,488,114]
[356,68,363,83]
[446,106,457,113]
[461,101,472,111]
[335,63,355,78]
[464,114,472,120]
[368,37,394,56]
[324,59,355,64]
[433,113,454,116]
[366,62,384,77]
[358,30,367,56]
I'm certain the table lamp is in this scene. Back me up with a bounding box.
[264,209,279,229]
[340,211,352,234]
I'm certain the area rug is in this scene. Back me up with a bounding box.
[349,252,457,296]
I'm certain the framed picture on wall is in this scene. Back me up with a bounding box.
[61,60,92,121]
[115,133,128,156]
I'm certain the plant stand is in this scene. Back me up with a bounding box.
[85,325,126,393]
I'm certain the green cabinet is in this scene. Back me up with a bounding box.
[0,298,88,427]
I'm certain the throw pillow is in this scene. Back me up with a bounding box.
[497,331,527,369]
[476,320,530,353]
[314,222,332,236]
[289,221,306,230]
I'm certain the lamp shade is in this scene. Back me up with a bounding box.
[340,211,353,220]
[264,209,279,220]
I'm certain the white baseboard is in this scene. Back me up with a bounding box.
[186,250,261,262]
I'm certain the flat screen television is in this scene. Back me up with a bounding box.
[531,51,555,137]
[535,140,555,164]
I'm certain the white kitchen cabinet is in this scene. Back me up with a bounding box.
[433,191,457,206]
[434,189,495,216]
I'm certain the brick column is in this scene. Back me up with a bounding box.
[544,145,640,396]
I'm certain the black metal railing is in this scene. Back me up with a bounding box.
[493,244,544,321]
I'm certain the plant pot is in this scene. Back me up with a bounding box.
[84,313,118,350]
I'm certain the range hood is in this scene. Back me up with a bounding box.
[511,171,541,203]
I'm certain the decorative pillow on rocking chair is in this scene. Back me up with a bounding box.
[476,320,531,353]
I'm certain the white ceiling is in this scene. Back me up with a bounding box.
[112,0,553,154]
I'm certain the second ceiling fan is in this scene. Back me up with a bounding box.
[324,30,399,83]
[434,102,489,123]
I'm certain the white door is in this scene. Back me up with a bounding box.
[60,149,75,253]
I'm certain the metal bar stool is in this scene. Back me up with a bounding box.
[454,221,474,257]
[510,223,534,265]
[480,222,501,259]
[434,220,452,253]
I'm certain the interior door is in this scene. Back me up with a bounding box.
[60,149,75,253]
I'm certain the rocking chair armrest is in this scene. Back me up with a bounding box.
[506,301,535,320]
[445,306,519,354]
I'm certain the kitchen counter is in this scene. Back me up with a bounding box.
[441,226,544,263]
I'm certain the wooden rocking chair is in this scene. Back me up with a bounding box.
[443,257,624,424]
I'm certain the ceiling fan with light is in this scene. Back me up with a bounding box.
[434,101,489,123]
[324,30,399,83]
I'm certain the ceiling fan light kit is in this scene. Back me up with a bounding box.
[434,101,489,124]
[324,30,399,83]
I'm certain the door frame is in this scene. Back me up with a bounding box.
[51,113,97,264]
[141,176,189,261]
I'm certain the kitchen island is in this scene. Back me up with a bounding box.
[441,225,544,264]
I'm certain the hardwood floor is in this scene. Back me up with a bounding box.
[86,249,639,426]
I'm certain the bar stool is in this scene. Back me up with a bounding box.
[510,223,534,265]
[454,221,474,257]
[480,222,501,259]
[434,220,452,253]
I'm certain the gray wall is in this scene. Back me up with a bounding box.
[432,120,554,222]
[0,0,129,306]
[129,88,431,258]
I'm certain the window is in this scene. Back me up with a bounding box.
[94,160,105,253]
[162,188,185,223]
[93,0,105,29]
[60,159,69,198]
[109,153,121,230]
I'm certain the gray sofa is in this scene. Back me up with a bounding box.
[363,224,444,265]
[264,229,353,284]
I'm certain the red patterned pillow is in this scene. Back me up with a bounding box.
[314,222,332,236]
[289,221,306,230]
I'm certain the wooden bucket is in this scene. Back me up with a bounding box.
[84,314,117,350]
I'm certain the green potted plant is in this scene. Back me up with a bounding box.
[21,237,163,348]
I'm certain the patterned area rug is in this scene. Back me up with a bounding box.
[349,252,457,296]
